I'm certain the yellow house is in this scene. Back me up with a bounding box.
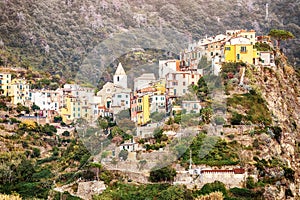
[224,37,258,64]
[9,78,30,105]
[61,96,82,123]
[0,72,11,96]
[137,94,150,125]
[154,81,166,95]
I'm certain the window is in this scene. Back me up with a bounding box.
[183,81,186,86]
[161,97,164,100]
[183,74,185,78]
[183,89,186,93]
[241,46,247,52]
[78,108,80,111]
[225,47,231,51]
[117,76,119,81]
[211,52,213,56]
[237,54,240,60]
[174,89,177,95]
[192,75,194,78]
[126,101,128,104]
[117,95,122,98]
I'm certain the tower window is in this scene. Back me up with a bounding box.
[117,76,120,81]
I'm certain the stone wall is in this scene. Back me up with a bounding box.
[76,181,106,200]
[174,168,248,189]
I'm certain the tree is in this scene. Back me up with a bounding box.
[200,107,213,124]
[118,149,128,161]
[149,166,176,182]
[31,103,40,111]
[32,148,41,158]
[268,29,295,49]
[191,77,209,101]
[197,181,227,196]
[53,115,62,123]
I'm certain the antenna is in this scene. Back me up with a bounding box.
[265,3,269,21]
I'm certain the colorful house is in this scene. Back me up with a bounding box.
[61,95,81,123]
[137,94,150,125]
[0,72,11,96]
[131,94,150,125]
[166,69,202,97]
[224,37,257,64]
[9,78,30,105]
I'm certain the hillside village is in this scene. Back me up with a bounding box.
[1,29,274,124]
[1,28,299,199]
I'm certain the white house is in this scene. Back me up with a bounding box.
[134,73,156,91]
[158,59,179,79]
[259,51,275,67]
[182,100,202,113]
[29,89,63,112]
[150,94,166,113]
[111,91,131,114]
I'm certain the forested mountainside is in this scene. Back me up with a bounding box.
[0,0,299,80]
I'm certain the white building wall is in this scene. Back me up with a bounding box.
[150,95,166,113]
[159,60,178,79]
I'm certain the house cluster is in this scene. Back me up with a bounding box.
[180,29,275,76]
[0,60,203,126]
[0,29,275,127]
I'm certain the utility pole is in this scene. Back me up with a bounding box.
[189,149,192,170]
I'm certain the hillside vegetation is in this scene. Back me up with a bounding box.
[0,0,299,81]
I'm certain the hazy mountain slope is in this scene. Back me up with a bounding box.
[0,0,299,80]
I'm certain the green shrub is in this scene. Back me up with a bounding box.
[214,116,225,125]
[196,181,227,197]
[31,148,41,158]
[246,176,255,189]
[118,150,129,161]
[231,112,243,125]
[284,167,295,181]
[149,166,176,182]
[62,131,70,137]
[229,187,263,199]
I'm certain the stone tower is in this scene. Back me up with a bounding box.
[113,62,127,88]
